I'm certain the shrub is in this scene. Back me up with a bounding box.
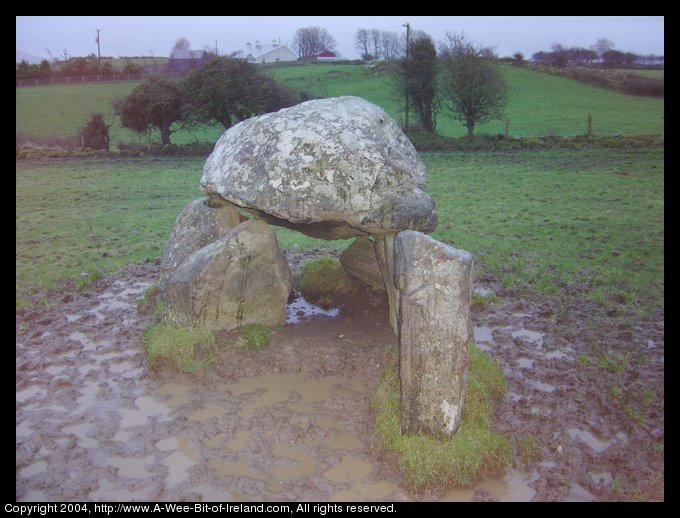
[80,113,110,150]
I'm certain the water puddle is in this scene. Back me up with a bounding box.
[545,349,574,361]
[286,294,339,324]
[270,443,316,480]
[440,469,537,502]
[517,357,535,369]
[158,435,197,487]
[19,461,48,478]
[512,329,545,348]
[16,385,45,403]
[567,428,614,453]
[528,379,556,393]
[63,422,98,448]
[589,470,613,487]
[477,469,538,502]
[473,326,495,352]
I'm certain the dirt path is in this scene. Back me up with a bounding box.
[16,255,663,501]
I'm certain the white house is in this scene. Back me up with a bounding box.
[247,44,297,64]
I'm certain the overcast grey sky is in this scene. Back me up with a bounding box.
[16,16,664,61]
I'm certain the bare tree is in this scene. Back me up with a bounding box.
[171,37,191,56]
[381,31,400,59]
[369,29,382,60]
[592,38,615,58]
[354,28,371,60]
[439,33,509,138]
[293,27,337,59]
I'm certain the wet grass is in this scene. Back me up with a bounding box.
[369,343,511,491]
[16,147,663,326]
[15,156,204,302]
[143,323,216,374]
[426,147,664,318]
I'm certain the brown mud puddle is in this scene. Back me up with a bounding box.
[16,253,663,501]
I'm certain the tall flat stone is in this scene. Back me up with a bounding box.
[394,231,473,436]
[163,219,291,331]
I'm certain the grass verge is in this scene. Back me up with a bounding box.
[142,323,216,374]
[369,343,511,491]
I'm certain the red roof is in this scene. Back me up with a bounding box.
[314,50,336,58]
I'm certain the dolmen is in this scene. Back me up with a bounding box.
[159,96,473,437]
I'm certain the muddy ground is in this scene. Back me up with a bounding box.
[16,249,664,502]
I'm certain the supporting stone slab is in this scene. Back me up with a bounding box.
[394,231,473,437]
[340,236,385,292]
[163,219,292,331]
[374,234,399,335]
[158,197,241,295]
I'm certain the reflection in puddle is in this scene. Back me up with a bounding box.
[473,327,494,352]
[270,442,316,480]
[20,461,48,478]
[477,469,538,502]
[528,379,556,393]
[108,455,154,479]
[512,329,545,348]
[567,428,614,453]
[286,294,339,324]
[517,357,534,369]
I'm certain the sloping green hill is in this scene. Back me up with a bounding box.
[16,63,664,147]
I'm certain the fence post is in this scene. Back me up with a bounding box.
[586,113,592,138]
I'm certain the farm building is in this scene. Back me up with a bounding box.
[247,44,298,64]
[313,50,339,61]
[168,50,216,72]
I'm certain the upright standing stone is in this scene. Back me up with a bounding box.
[394,231,473,436]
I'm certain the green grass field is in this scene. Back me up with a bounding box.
[16,63,664,149]
[16,148,664,322]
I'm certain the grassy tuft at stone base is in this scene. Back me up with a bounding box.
[236,323,274,352]
[143,323,216,374]
[298,256,359,307]
[369,342,511,492]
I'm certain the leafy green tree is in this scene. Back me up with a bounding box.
[390,30,439,133]
[439,33,509,138]
[114,75,186,145]
[182,58,299,130]
[404,33,439,133]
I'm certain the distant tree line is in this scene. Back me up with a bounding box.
[531,39,662,68]
[16,54,143,79]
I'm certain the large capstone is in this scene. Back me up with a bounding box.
[393,230,473,437]
[162,219,292,331]
[200,96,437,240]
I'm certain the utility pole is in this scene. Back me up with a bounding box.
[95,28,102,72]
[402,22,411,129]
